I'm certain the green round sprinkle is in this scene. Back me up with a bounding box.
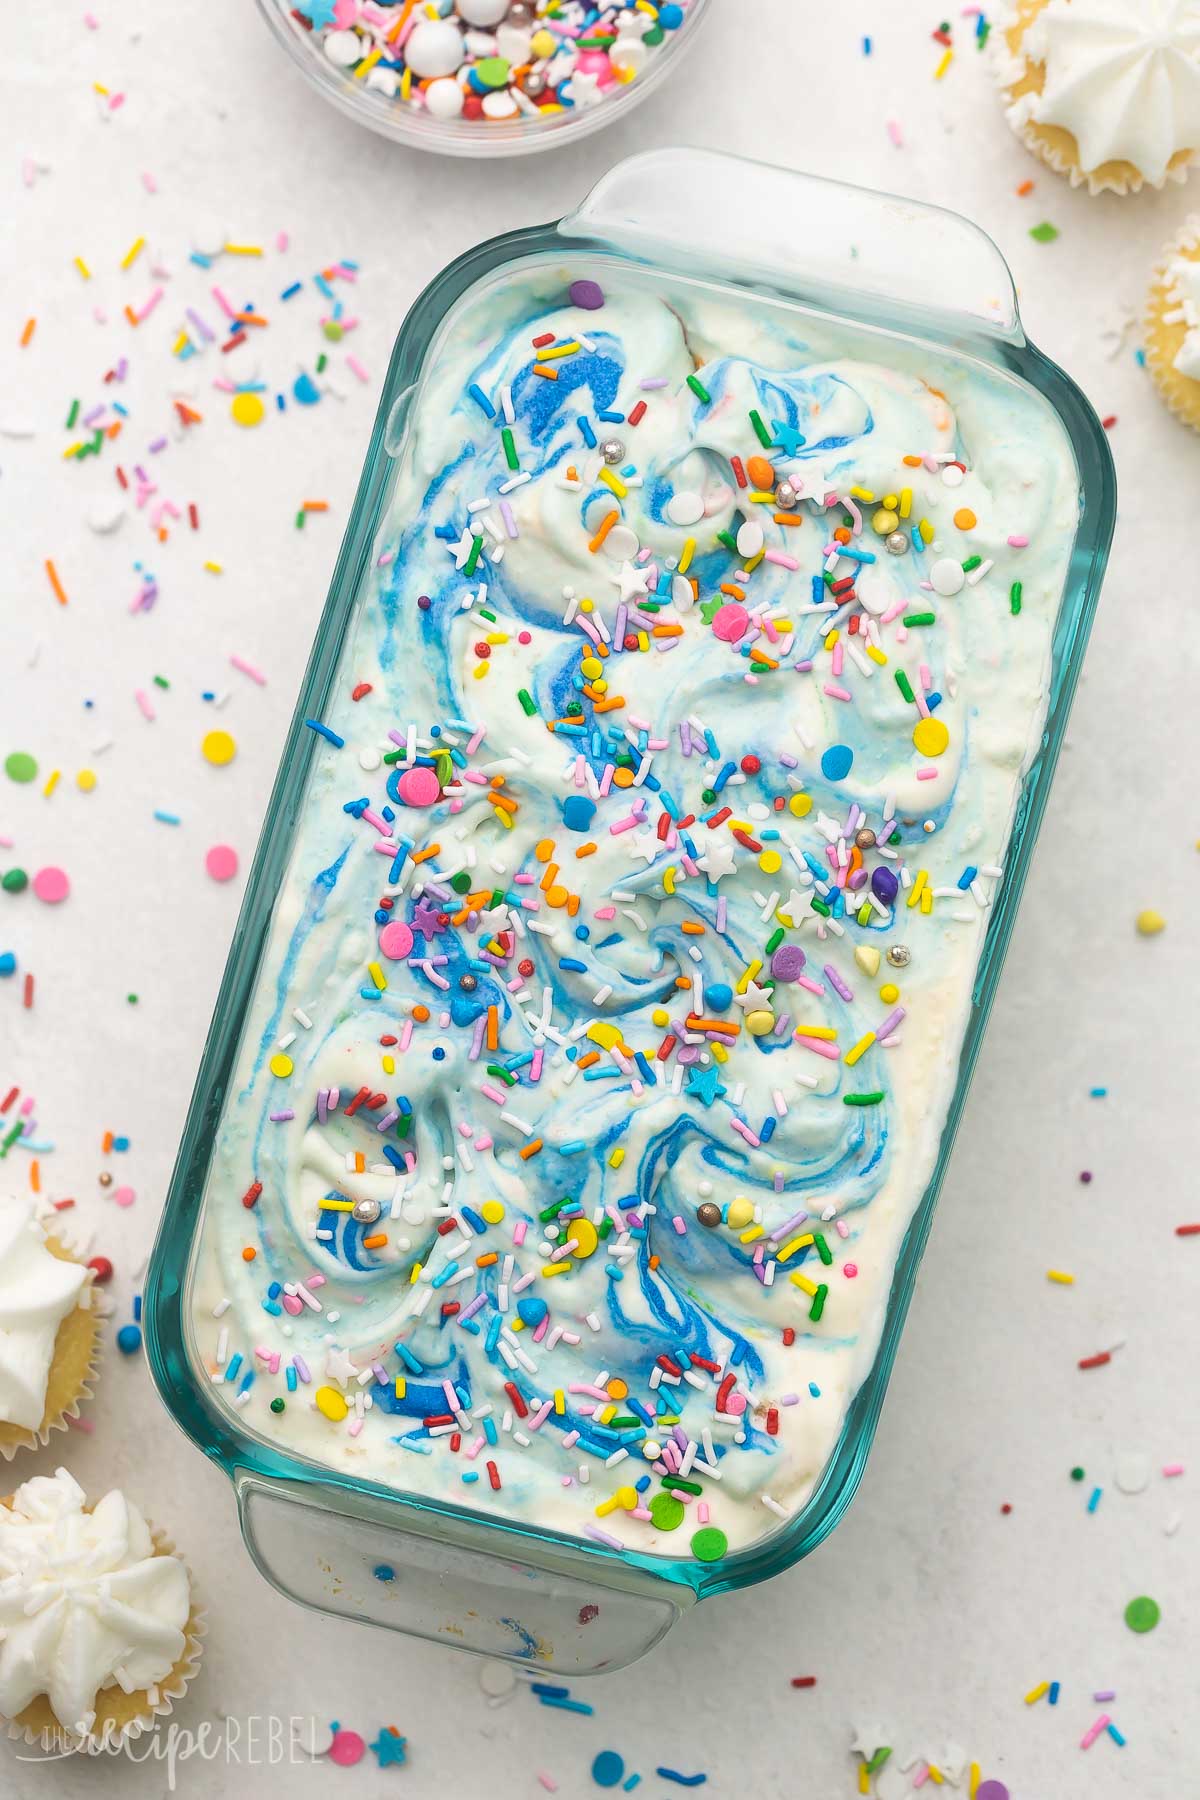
[700,789,716,805]
[474,56,510,88]
[4,752,37,784]
[643,24,665,45]
[270,1397,286,1415]
[690,1526,727,1563]
[1125,1595,1160,1634]
[649,1493,685,1532]
[322,320,343,341]
[1070,1466,1085,1481]
[2,868,29,894]
[450,871,472,894]
[127,993,139,1005]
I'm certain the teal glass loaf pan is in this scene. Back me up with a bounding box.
[146,149,1115,1673]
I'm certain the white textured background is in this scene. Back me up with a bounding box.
[3,3,1198,1796]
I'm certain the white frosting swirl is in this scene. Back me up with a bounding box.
[1168,244,1200,378]
[0,1468,190,1735]
[0,1198,88,1432]
[1011,0,1200,184]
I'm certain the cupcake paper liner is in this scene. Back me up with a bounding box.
[993,0,1198,197]
[2,1522,206,1756]
[1145,215,1200,433]
[0,1239,101,1464]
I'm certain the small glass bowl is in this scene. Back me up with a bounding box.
[254,0,713,159]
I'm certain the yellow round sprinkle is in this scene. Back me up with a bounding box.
[580,657,602,679]
[871,508,899,536]
[1136,909,1166,937]
[315,1385,349,1422]
[879,983,900,1005]
[76,769,97,792]
[591,678,608,695]
[269,1052,294,1078]
[788,793,813,817]
[202,728,237,766]
[745,1009,775,1037]
[531,26,555,54]
[882,493,899,509]
[570,1218,599,1259]
[651,1007,670,1028]
[231,390,265,428]
[616,1484,638,1510]
[758,850,783,875]
[912,717,950,758]
[480,1200,504,1225]
[579,597,594,613]
[727,1197,755,1229]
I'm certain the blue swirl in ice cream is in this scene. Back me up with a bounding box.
[188,262,1078,1557]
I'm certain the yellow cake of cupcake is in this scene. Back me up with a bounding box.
[0,1197,98,1459]
[996,0,1200,195]
[0,1467,204,1750]
[1146,217,1200,430]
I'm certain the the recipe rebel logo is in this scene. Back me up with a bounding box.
[13,1715,326,1790]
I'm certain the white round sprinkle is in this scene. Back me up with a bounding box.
[478,1658,518,1697]
[611,34,648,74]
[930,557,966,597]
[666,491,704,526]
[482,89,520,119]
[1115,1452,1151,1495]
[293,1717,336,1758]
[87,499,126,534]
[424,75,465,117]
[323,28,364,67]
[365,67,399,97]
[736,521,764,558]
[606,525,640,562]
[457,0,511,23]
[359,747,382,772]
[855,574,891,615]
[941,463,965,488]
[404,19,465,77]
[672,573,695,612]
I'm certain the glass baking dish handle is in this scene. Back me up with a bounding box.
[234,1471,689,1674]
[559,147,1022,348]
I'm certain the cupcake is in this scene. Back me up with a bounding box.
[1146,216,1200,429]
[0,1467,204,1751]
[0,1198,98,1460]
[995,0,1200,195]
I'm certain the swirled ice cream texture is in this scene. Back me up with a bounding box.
[187,268,1079,1558]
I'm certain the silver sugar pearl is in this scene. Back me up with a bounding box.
[508,0,532,19]
[886,944,911,968]
[352,1197,383,1225]
[523,69,546,94]
[854,827,876,850]
[885,531,909,556]
[600,438,625,465]
[775,481,798,510]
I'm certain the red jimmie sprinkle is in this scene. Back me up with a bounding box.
[715,1373,736,1412]
[1175,1224,1200,1236]
[440,1301,461,1319]
[689,1354,720,1373]
[730,454,748,488]
[656,1034,675,1062]
[657,1355,683,1376]
[627,400,647,427]
[449,1432,461,1451]
[790,1676,817,1689]
[487,1460,501,1491]
[423,1414,455,1428]
[188,502,199,529]
[1102,415,1117,430]
[0,1087,18,1114]
[22,975,34,1009]
[115,465,129,489]
[1078,1351,1112,1370]
[436,1217,459,1236]
[782,1327,796,1346]
[504,1381,528,1419]
[531,331,555,348]
[766,1408,779,1436]
[241,1181,262,1210]
[732,829,762,852]
[706,806,732,828]
[351,681,373,701]
[343,1085,371,1118]
[656,810,671,842]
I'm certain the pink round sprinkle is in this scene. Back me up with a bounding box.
[378,919,415,960]
[844,1262,858,1279]
[711,603,749,643]
[397,766,441,807]
[1006,535,1029,548]
[113,1186,136,1208]
[205,844,239,883]
[282,1294,304,1316]
[328,1730,366,1768]
[32,865,70,904]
